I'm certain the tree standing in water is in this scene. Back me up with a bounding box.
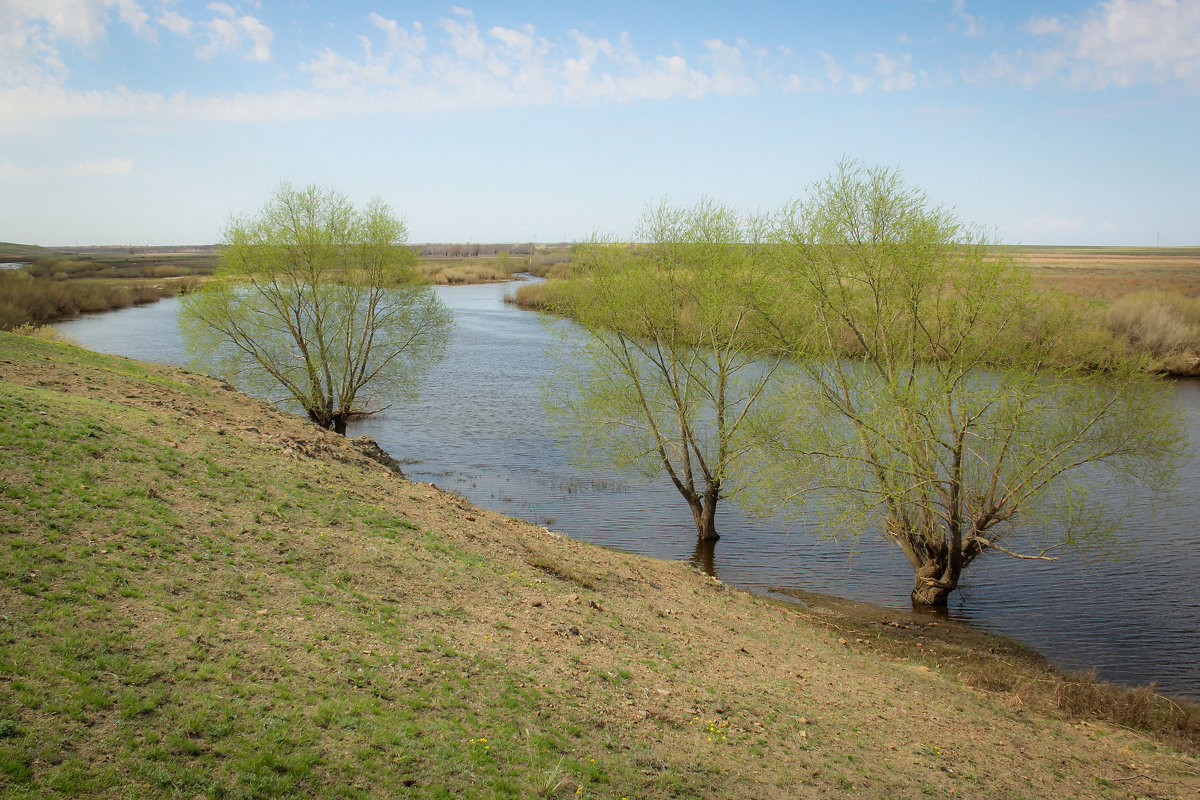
[751,162,1185,606]
[545,199,779,542]
[182,182,453,434]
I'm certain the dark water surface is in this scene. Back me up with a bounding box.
[56,282,1200,699]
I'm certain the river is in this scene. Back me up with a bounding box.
[55,281,1200,699]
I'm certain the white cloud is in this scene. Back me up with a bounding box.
[442,7,485,61]
[195,2,273,62]
[0,0,272,100]
[1025,14,1064,36]
[0,0,150,89]
[60,156,133,176]
[820,50,843,85]
[157,9,193,37]
[1008,0,1200,89]
[1072,0,1200,86]
[2,7,933,122]
[951,0,986,37]
[299,14,739,107]
[369,12,424,70]
[702,38,756,95]
[114,0,151,36]
[849,52,919,93]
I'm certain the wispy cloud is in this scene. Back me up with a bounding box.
[0,4,925,122]
[60,157,133,176]
[950,0,986,37]
[194,3,274,62]
[0,0,273,89]
[850,53,920,93]
[997,0,1200,89]
[300,9,757,106]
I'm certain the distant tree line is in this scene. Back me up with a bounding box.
[413,243,536,257]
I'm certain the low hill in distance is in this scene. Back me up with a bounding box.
[1,335,1199,798]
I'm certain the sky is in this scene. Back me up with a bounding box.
[1,0,1198,246]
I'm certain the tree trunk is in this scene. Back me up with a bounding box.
[910,556,958,607]
[688,490,720,541]
[332,415,348,436]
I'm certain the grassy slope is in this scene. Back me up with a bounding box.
[0,245,62,263]
[1,332,1198,799]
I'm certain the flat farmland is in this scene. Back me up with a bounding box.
[1010,246,1200,300]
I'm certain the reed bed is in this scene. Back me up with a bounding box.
[1106,290,1200,356]
[0,272,200,330]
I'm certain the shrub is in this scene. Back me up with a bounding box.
[503,281,555,310]
[0,272,178,330]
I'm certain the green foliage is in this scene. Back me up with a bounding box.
[750,161,1187,604]
[180,182,453,434]
[543,199,778,540]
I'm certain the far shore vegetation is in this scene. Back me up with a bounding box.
[0,240,574,331]
[508,243,1200,377]
[4,236,1197,374]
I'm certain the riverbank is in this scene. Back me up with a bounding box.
[506,246,1200,376]
[2,329,1199,798]
[0,243,565,331]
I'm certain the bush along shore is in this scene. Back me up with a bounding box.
[508,247,1200,377]
[1,330,1199,798]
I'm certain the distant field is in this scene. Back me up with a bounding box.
[4,242,1196,300]
[0,242,67,262]
[1004,246,1200,300]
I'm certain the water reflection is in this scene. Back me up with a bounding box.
[691,538,717,576]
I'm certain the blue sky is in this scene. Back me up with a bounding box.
[1,0,1197,245]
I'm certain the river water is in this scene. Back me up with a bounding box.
[55,281,1200,699]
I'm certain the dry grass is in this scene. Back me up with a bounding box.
[417,257,523,285]
[527,247,576,279]
[23,252,217,281]
[0,273,199,330]
[503,281,557,311]
[774,589,1200,753]
[1015,247,1200,301]
[1106,290,1200,356]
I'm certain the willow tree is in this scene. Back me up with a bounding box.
[752,162,1185,606]
[181,182,453,434]
[544,200,778,541]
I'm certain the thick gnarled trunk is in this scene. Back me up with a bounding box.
[888,516,966,607]
[307,408,350,436]
[911,557,958,606]
[906,538,969,607]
